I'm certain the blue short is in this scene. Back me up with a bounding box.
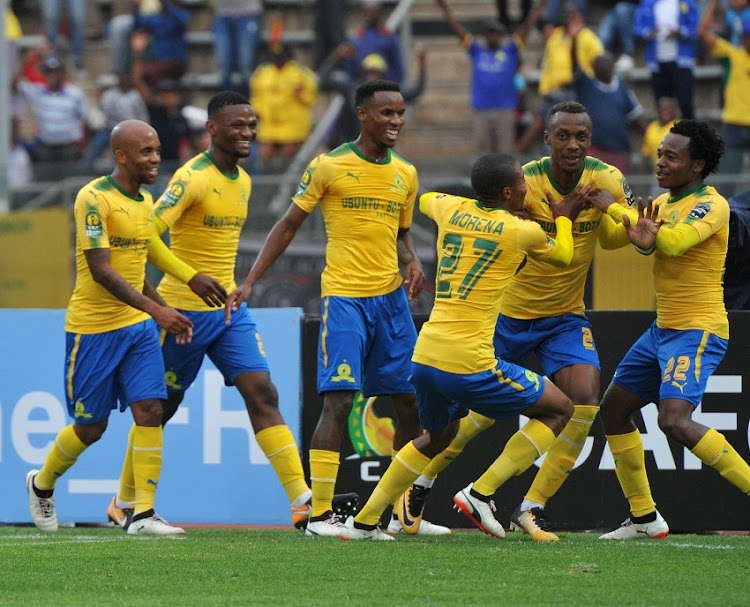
[161,303,270,393]
[64,320,167,424]
[612,322,728,407]
[494,313,600,376]
[318,288,417,397]
[410,359,545,431]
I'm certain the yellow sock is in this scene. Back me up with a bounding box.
[526,405,599,506]
[116,424,136,504]
[132,425,163,515]
[356,442,430,526]
[691,428,750,495]
[606,430,655,517]
[35,424,88,490]
[473,419,555,497]
[422,411,495,479]
[256,425,310,505]
[309,449,340,517]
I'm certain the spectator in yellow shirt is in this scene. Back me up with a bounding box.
[517,2,603,154]
[250,45,319,171]
[699,0,750,196]
[640,96,677,170]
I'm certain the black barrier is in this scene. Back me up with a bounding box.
[301,311,750,532]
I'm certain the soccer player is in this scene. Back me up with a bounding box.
[596,120,750,539]
[338,153,582,540]
[25,120,193,535]
[225,79,447,537]
[106,92,335,532]
[399,101,638,541]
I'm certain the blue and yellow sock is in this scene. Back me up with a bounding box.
[473,419,555,497]
[132,425,163,516]
[606,430,655,517]
[421,411,495,481]
[116,424,136,504]
[256,424,310,505]
[525,405,599,506]
[35,424,88,491]
[355,442,430,527]
[309,449,339,518]
[691,428,750,495]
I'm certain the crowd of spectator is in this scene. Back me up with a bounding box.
[5,0,750,195]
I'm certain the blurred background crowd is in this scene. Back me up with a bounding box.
[3,0,750,309]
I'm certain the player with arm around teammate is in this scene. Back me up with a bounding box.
[105,92,338,533]
[595,120,750,539]
[338,153,585,540]
[399,101,638,541]
[25,120,193,535]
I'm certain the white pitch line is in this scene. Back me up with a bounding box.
[0,535,125,547]
[644,541,748,550]
[0,534,186,547]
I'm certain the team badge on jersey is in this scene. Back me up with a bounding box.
[687,201,711,221]
[622,178,635,206]
[161,181,186,207]
[389,175,409,195]
[295,168,313,197]
[85,210,103,238]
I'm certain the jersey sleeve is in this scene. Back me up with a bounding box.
[419,191,458,222]
[518,216,574,267]
[598,165,635,207]
[74,186,110,251]
[598,211,630,249]
[292,155,329,214]
[153,167,206,228]
[656,197,729,256]
[399,165,419,229]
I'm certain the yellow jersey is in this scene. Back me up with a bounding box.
[500,156,634,319]
[709,37,750,127]
[413,193,573,374]
[292,142,418,297]
[250,61,319,143]
[66,176,154,334]
[538,27,603,95]
[653,185,729,338]
[154,151,252,311]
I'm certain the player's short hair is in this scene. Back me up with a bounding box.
[354,79,401,108]
[471,153,519,197]
[547,100,590,127]
[670,119,725,179]
[207,91,250,119]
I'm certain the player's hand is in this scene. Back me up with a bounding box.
[513,204,530,220]
[403,259,425,302]
[623,196,663,251]
[152,307,193,344]
[548,184,591,221]
[586,188,615,213]
[187,273,227,308]
[224,285,251,325]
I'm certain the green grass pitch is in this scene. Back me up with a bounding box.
[1,526,748,606]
